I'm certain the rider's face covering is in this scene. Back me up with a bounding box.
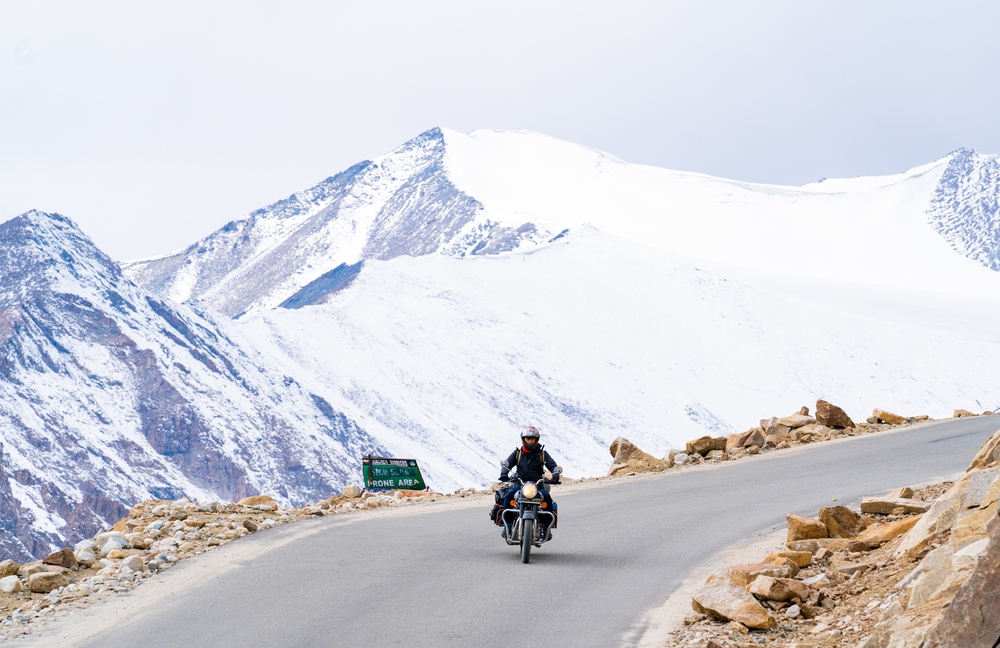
[524,438,538,446]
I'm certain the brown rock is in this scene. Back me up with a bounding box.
[763,550,812,568]
[685,436,727,456]
[42,548,78,570]
[953,409,976,418]
[813,538,856,551]
[764,432,790,447]
[242,519,258,532]
[832,561,869,576]
[922,516,1000,648]
[0,559,21,578]
[28,571,68,593]
[748,575,812,602]
[787,514,828,542]
[237,495,276,507]
[967,429,1000,471]
[815,399,855,428]
[778,414,816,429]
[700,640,724,648]
[608,437,673,476]
[738,428,765,448]
[727,563,794,588]
[725,433,743,452]
[860,497,930,515]
[845,540,871,553]
[785,539,819,553]
[111,518,128,532]
[691,573,776,629]
[856,515,922,547]
[888,486,915,499]
[798,406,810,416]
[872,408,906,425]
[818,506,865,538]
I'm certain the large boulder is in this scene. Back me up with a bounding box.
[684,436,727,456]
[342,485,363,498]
[777,414,816,429]
[786,514,828,542]
[737,428,765,448]
[967,429,1000,471]
[29,571,68,593]
[748,575,811,602]
[953,409,976,418]
[691,573,776,629]
[860,497,930,515]
[815,399,855,428]
[856,515,922,548]
[237,495,276,507]
[897,468,1000,555]
[0,559,20,578]
[818,506,866,538]
[608,437,672,477]
[873,408,906,425]
[922,516,1000,648]
[42,547,78,570]
[0,575,22,593]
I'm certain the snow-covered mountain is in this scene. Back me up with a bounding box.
[0,211,384,560]
[6,128,1000,559]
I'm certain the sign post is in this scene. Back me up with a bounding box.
[362,455,426,491]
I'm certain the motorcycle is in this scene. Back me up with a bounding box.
[499,478,556,563]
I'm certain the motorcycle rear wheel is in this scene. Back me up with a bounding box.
[520,519,533,563]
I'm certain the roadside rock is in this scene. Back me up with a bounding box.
[888,486,915,498]
[684,436,727,457]
[763,551,812,568]
[815,399,855,428]
[777,414,816,429]
[860,497,930,515]
[122,555,145,572]
[966,428,1000,471]
[953,409,976,418]
[727,563,794,588]
[818,505,865,538]
[738,428,765,448]
[236,495,276,507]
[872,408,906,425]
[0,559,21,578]
[75,549,96,567]
[922,516,1000,648]
[342,485,363,498]
[29,571,68,593]
[748,575,811,602]
[691,573,776,629]
[786,514,828,542]
[0,575,22,593]
[856,515,922,548]
[608,437,673,476]
[42,547,78,569]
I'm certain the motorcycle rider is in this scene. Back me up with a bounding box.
[492,426,561,531]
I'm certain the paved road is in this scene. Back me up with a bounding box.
[79,416,998,648]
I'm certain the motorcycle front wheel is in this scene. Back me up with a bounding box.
[520,518,533,563]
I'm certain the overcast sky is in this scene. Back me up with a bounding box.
[2,1,999,260]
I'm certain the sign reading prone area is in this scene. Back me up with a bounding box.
[362,455,426,491]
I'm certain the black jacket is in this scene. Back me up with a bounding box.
[500,445,560,483]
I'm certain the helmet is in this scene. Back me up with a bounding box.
[521,425,540,441]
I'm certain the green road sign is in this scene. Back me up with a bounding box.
[362,455,426,491]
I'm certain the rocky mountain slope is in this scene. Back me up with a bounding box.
[0,212,383,561]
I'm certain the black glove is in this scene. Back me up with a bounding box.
[499,472,509,482]
[549,477,560,485]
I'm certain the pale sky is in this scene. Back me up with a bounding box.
[2,1,999,260]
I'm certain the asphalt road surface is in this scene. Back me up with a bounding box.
[78,416,998,648]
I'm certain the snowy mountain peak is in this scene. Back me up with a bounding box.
[0,210,123,296]
[928,148,1000,271]
[124,127,547,316]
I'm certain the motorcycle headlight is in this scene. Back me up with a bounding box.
[522,483,538,499]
